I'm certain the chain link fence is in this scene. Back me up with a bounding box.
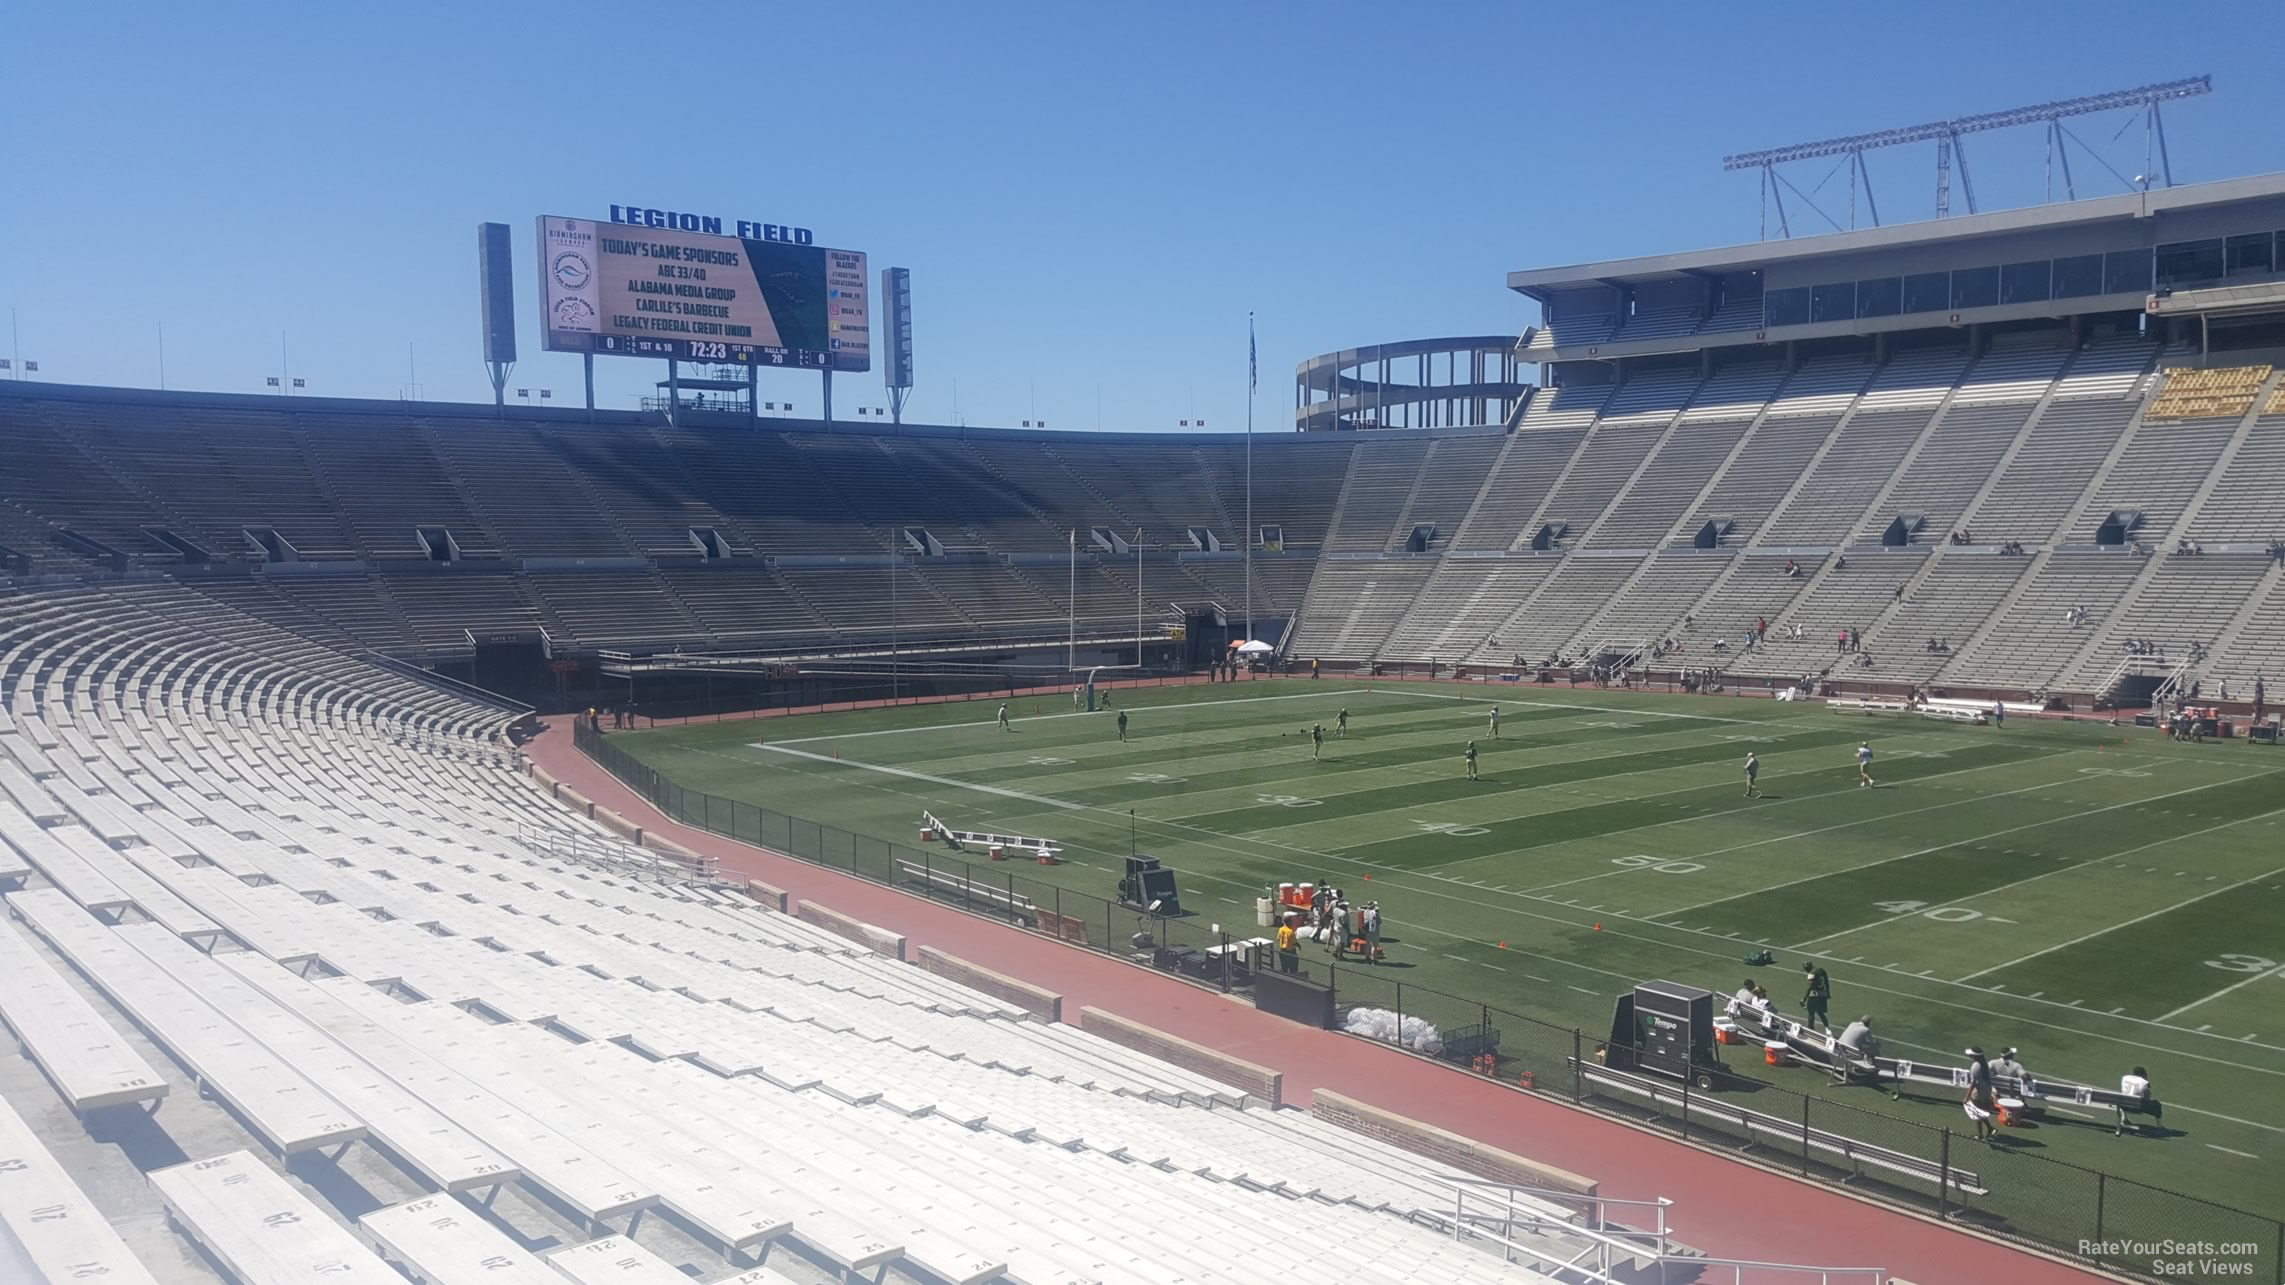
[576,724,2282,1284]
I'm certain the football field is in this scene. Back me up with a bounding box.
[615,678,2285,1226]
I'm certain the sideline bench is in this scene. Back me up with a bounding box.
[1919,704,1988,724]
[1825,698,1911,717]
[894,860,1037,926]
[0,1092,166,1285]
[148,1150,402,1285]
[1727,1004,2158,1133]
[0,916,168,1112]
[1573,1060,1987,1198]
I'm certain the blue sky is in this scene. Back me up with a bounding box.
[4,1,2280,430]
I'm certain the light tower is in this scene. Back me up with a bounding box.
[1723,76,2211,238]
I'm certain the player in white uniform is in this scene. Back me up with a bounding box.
[997,703,1012,732]
[1857,741,1875,788]
[1743,752,1761,798]
[1487,705,1501,738]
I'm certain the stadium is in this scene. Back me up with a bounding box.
[6,50,2285,1285]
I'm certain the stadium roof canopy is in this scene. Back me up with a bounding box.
[1509,172,2285,365]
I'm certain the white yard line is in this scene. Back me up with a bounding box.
[1736,773,2285,937]
[736,713,2285,1091]
[2207,1144,2261,1160]
[757,744,1078,810]
[1796,804,2285,956]
[1517,766,2091,897]
[1954,865,2285,982]
[770,689,1352,744]
[1362,686,1768,725]
[2158,961,2285,1024]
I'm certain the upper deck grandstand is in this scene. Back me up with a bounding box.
[17,171,2285,707]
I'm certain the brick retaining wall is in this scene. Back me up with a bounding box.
[1310,1088,1597,1206]
[1080,1006,1281,1106]
[917,946,1062,1021]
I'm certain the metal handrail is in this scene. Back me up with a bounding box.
[1671,1256,1892,1284]
[1423,1176,1885,1284]
[1425,1175,1670,1282]
[515,819,718,881]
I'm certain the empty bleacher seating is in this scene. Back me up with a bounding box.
[5,318,2278,696]
[0,576,1634,1283]
[2145,364,2272,421]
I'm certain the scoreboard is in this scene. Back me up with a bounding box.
[538,216,869,371]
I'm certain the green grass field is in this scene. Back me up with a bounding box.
[615,678,2285,1234]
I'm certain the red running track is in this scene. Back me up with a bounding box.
[529,720,2107,1284]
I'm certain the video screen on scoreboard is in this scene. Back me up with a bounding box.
[537,216,869,371]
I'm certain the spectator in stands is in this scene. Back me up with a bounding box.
[1893,584,1904,602]
[1837,629,1849,655]
[1835,554,1849,570]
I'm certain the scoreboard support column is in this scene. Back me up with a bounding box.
[822,368,834,425]
[748,364,759,422]
[583,354,595,419]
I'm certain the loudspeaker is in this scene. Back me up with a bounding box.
[477,222,517,364]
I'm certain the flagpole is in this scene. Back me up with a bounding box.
[1245,312,1255,649]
